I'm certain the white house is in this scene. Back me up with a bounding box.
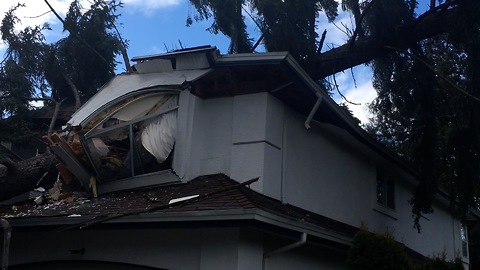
[0,46,471,269]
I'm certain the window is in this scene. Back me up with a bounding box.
[461,225,469,258]
[376,170,395,209]
[82,93,178,181]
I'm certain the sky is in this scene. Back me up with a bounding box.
[0,0,376,123]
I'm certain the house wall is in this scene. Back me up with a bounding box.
[7,226,342,270]
[174,91,234,180]
[262,232,349,270]
[264,247,348,270]
[174,91,283,199]
[9,228,204,269]
[280,106,465,261]
[9,227,243,270]
[174,91,465,262]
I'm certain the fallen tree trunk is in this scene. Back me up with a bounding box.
[312,2,461,79]
[0,153,59,201]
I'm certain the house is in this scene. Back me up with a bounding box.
[0,46,472,269]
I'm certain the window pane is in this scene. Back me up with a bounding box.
[377,179,385,205]
[376,172,395,210]
[386,180,395,209]
[461,226,468,257]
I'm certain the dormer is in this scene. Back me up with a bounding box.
[48,46,379,200]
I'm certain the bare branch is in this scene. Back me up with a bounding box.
[43,0,108,63]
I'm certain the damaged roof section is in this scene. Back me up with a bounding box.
[67,70,209,127]
[40,46,226,198]
[1,174,357,241]
[39,45,371,200]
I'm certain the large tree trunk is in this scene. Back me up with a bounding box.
[312,3,460,79]
[0,153,59,201]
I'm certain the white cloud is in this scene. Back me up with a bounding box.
[343,80,376,125]
[318,6,378,124]
[122,0,181,16]
[317,8,354,52]
[330,65,377,124]
[0,0,107,59]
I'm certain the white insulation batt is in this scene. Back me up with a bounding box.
[141,95,178,163]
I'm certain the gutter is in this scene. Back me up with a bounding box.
[263,232,307,269]
[1,219,11,270]
[305,90,323,129]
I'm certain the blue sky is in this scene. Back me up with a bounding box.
[0,0,376,123]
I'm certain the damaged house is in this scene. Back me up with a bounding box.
[0,46,473,269]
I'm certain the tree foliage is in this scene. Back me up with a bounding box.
[187,0,338,76]
[348,226,463,270]
[348,226,410,270]
[49,0,123,102]
[186,0,480,226]
[0,0,125,145]
[366,0,480,228]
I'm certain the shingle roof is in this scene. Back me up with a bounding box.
[1,174,358,238]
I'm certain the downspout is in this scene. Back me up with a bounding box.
[1,219,11,270]
[263,233,307,270]
[305,90,323,129]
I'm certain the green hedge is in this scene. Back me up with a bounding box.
[413,256,463,270]
[348,226,463,270]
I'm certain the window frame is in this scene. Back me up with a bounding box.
[373,168,398,220]
[461,225,469,258]
[376,175,396,210]
[78,93,180,191]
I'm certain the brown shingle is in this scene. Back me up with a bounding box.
[1,174,357,238]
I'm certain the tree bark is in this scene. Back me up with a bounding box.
[312,3,459,79]
[0,153,59,201]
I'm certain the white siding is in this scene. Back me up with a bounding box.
[174,90,463,261]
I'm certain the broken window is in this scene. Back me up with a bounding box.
[81,93,179,182]
[461,225,469,258]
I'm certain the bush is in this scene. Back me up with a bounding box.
[348,226,410,270]
[348,225,463,270]
[413,255,463,270]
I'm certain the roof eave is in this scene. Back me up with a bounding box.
[282,54,418,178]
[6,208,351,246]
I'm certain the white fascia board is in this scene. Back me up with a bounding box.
[215,52,288,66]
[6,208,352,246]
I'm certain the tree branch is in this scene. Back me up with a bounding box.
[62,74,81,110]
[313,1,460,79]
[43,0,108,63]
[385,45,480,102]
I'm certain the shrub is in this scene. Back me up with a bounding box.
[348,225,464,270]
[413,255,463,270]
[348,226,410,270]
